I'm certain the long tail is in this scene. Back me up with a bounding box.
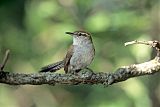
[40,60,64,72]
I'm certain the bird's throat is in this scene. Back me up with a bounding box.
[73,36,92,46]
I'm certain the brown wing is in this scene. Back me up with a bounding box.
[64,45,73,73]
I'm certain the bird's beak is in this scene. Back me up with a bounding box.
[65,32,74,36]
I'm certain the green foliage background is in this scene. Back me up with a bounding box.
[0,0,160,107]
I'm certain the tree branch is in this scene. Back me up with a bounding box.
[0,57,160,86]
[0,40,160,86]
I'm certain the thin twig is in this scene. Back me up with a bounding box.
[125,40,154,46]
[125,40,160,59]
[0,50,10,71]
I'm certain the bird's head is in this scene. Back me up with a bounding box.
[66,31,92,45]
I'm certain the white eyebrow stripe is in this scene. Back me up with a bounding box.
[74,31,90,37]
[81,33,86,35]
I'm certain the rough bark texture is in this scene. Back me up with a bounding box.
[0,57,159,86]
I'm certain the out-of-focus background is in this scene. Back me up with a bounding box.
[0,0,160,107]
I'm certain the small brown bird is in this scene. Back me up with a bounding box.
[40,31,95,74]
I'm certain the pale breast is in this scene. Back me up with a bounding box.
[70,44,95,70]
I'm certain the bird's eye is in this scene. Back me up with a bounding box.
[78,33,82,36]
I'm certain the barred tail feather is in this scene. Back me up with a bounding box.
[40,60,64,72]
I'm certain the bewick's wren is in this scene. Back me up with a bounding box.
[40,31,95,74]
